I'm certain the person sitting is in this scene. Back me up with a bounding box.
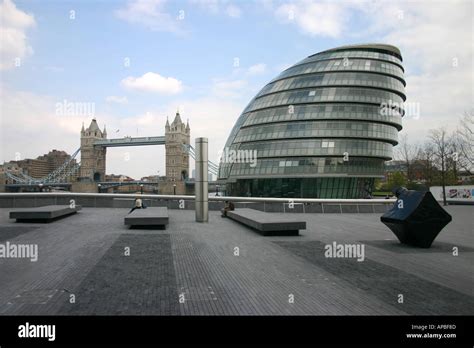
[129,194,147,214]
[221,200,235,217]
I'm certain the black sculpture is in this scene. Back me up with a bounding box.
[380,187,452,248]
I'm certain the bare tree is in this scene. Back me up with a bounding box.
[416,143,436,187]
[395,134,418,183]
[428,128,451,205]
[455,110,474,174]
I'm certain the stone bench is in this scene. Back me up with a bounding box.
[226,208,306,236]
[9,205,82,223]
[124,207,169,229]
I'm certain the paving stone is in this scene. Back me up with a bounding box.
[61,234,179,315]
[0,226,39,242]
[362,240,474,254]
[0,206,471,315]
[274,240,474,315]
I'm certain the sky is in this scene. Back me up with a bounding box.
[0,0,472,179]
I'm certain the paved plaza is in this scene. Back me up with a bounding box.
[0,206,472,315]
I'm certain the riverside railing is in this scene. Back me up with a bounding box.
[0,192,396,214]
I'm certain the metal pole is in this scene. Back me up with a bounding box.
[195,137,208,222]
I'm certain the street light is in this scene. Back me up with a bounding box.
[38,183,43,192]
[98,183,101,193]
[140,184,144,194]
[173,183,176,195]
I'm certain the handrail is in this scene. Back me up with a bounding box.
[0,192,396,204]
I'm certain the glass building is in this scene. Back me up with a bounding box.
[218,44,406,198]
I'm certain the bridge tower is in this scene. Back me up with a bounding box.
[164,111,190,195]
[78,119,107,182]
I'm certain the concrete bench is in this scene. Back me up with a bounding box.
[9,205,82,223]
[124,207,169,229]
[226,208,306,236]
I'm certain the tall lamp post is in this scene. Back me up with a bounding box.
[98,183,101,193]
[173,183,176,195]
[140,184,144,194]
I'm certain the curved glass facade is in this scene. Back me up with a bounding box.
[218,44,405,198]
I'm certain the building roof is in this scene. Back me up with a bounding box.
[314,43,402,60]
[172,111,182,125]
[87,119,101,132]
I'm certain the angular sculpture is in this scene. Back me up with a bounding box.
[380,187,452,248]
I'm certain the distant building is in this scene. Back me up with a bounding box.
[105,174,134,182]
[140,175,161,182]
[12,158,49,178]
[7,149,77,180]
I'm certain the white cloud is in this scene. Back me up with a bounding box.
[0,87,89,162]
[121,72,183,94]
[0,0,35,70]
[225,4,242,18]
[275,0,348,38]
[115,0,182,33]
[191,0,242,18]
[191,0,220,14]
[375,1,473,142]
[106,95,129,104]
[247,63,266,75]
[212,79,247,98]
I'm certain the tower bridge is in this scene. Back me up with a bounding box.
[4,112,219,194]
[77,112,190,194]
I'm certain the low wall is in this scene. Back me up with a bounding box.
[0,193,394,214]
